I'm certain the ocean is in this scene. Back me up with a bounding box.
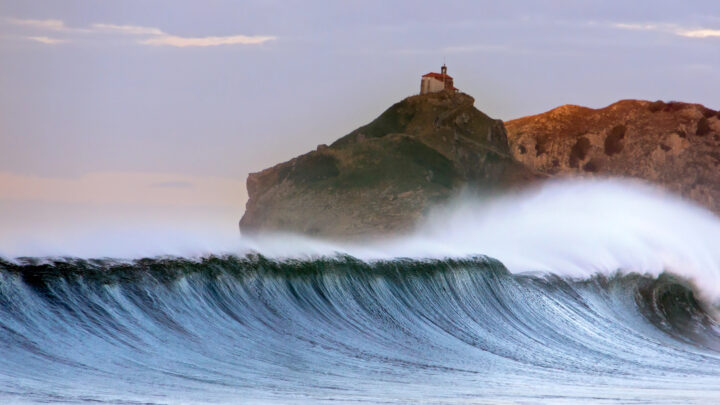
[1,179,719,404]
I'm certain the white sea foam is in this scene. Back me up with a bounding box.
[402,179,720,301]
[244,178,720,302]
[3,178,720,300]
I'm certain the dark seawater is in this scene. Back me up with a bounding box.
[0,255,719,404]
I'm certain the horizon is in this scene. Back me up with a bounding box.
[1,0,719,247]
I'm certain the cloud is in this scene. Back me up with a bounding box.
[140,34,276,47]
[676,29,720,38]
[613,22,720,39]
[7,17,90,34]
[7,17,276,48]
[613,23,662,32]
[7,18,67,31]
[90,23,165,36]
[25,36,65,45]
[92,22,276,47]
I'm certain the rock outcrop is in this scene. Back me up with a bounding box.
[240,91,537,238]
[505,100,720,212]
[241,94,720,238]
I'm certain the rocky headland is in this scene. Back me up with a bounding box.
[505,100,720,213]
[241,93,720,237]
[240,91,537,237]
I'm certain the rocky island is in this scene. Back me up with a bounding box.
[240,91,537,237]
[241,74,720,237]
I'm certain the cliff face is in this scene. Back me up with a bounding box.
[505,100,720,212]
[240,91,537,238]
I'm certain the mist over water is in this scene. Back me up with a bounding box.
[5,178,720,301]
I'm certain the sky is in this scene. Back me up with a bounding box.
[0,0,719,252]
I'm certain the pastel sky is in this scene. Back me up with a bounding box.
[1,0,719,254]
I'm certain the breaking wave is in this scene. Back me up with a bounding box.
[1,255,719,403]
[2,178,720,403]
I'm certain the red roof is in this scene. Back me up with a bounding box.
[422,72,453,80]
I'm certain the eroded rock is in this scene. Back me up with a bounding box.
[506,99,720,214]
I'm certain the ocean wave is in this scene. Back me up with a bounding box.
[0,254,719,403]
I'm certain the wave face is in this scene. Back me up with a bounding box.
[1,256,719,404]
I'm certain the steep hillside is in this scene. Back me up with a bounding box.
[505,100,720,212]
[240,91,538,237]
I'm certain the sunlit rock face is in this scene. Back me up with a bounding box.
[240,91,537,238]
[506,100,720,213]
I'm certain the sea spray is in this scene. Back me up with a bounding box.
[249,178,720,302]
[403,178,720,302]
[3,178,720,302]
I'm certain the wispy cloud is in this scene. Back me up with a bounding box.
[8,18,68,31]
[7,18,90,34]
[25,35,65,45]
[140,34,276,47]
[90,23,165,36]
[613,23,662,32]
[6,17,276,48]
[676,29,720,38]
[614,22,720,39]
